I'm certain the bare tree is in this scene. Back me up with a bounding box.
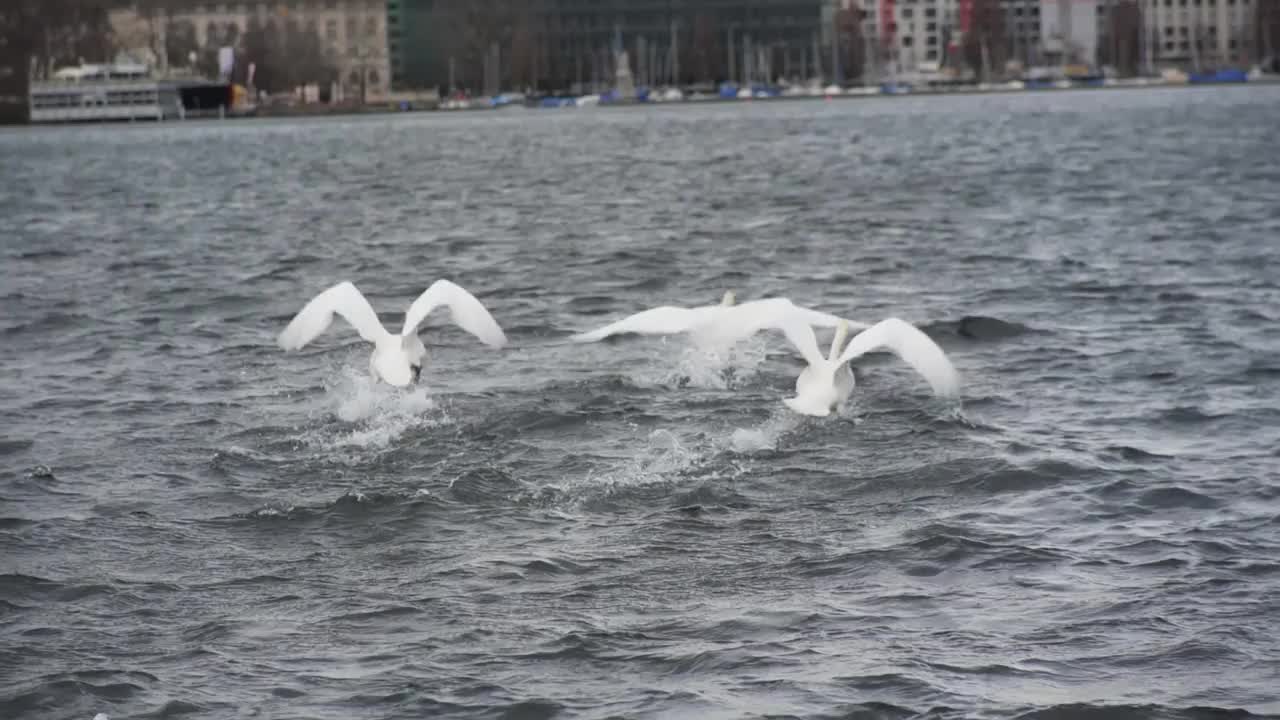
[1257,0,1279,68]
[165,19,198,71]
[235,16,334,96]
[0,1,35,123]
[433,0,515,92]
[837,5,866,83]
[128,0,173,72]
[1100,0,1141,76]
[19,0,114,79]
[963,0,1007,80]
[689,12,721,84]
[508,8,537,90]
[0,0,118,122]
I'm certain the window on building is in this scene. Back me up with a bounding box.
[902,8,913,18]
[366,17,378,36]
[925,7,936,17]
[326,19,337,40]
[927,34,938,45]
[902,35,913,47]
[369,70,379,86]
[346,16,357,38]
[927,21,937,31]
[926,49,938,60]
[1165,26,1174,34]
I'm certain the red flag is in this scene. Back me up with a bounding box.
[880,0,896,48]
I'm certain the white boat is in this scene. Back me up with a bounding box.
[30,62,189,123]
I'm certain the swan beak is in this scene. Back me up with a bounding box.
[722,290,736,306]
[410,365,422,383]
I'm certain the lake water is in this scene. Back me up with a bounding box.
[2,85,1279,719]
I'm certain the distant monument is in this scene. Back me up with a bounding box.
[614,49,635,100]
[610,23,634,101]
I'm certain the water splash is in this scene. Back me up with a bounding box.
[726,409,805,454]
[632,337,770,390]
[524,428,705,510]
[296,367,452,452]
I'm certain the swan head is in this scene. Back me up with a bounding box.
[404,336,427,383]
[721,290,736,306]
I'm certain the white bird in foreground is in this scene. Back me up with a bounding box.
[574,293,958,416]
[569,290,869,347]
[766,314,960,416]
[277,279,506,387]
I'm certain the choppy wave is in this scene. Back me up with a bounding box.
[3,87,1279,720]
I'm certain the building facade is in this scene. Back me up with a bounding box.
[1041,0,1098,64]
[858,0,1258,76]
[858,0,963,77]
[386,0,436,89]
[539,0,833,90]
[1004,0,1045,66]
[1143,0,1257,68]
[110,0,391,102]
[405,0,838,94]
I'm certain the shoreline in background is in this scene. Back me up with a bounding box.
[12,74,1279,127]
[259,75,1280,119]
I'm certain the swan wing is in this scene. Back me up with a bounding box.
[836,318,960,397]
[569,305,714,342]
[707,301,827,367]
[277,281,389,350]
[700,298,862,354]
[402,279,507,348]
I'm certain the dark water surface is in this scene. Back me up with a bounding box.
[3,86,1279,720]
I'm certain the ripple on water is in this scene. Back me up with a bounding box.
[3,87,1279,720]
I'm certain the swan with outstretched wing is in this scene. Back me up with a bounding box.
[278,279,506,387]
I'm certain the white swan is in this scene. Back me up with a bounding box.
[761,314,960,416]
[277,280,506,387]
[569,291,868,347]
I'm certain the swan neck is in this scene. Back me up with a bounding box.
[828,321,849,362]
